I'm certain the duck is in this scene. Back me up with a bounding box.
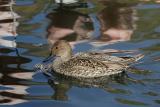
[42,40,144,78]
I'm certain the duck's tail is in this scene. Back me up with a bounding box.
[127,54,144,65]
[134,54,144,62]
[121,54,144,65]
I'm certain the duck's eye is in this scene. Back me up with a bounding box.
[55,47,58,49]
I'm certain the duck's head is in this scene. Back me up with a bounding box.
[51,40,72,59]
[44,40,72,63]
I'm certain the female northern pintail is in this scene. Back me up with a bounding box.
[41,40,144,78]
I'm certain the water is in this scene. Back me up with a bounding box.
[0,0,160,107]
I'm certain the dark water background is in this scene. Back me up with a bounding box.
[0,0,160,107]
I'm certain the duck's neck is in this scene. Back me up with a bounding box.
[53,54,72,68]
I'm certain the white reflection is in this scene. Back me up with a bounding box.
[9,72,34,80]
[0,0,20,48]
[1,71,34,105]
[0,0,30,106]
[55,0,79,4]
[2,85,28,95]
[0,96,27,105]
[0,11,20,20]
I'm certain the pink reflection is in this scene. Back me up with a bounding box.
[46,1,137,49]
[97,1,136,42]
[46,9,93,46]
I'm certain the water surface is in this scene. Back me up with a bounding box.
[0,0,160,107]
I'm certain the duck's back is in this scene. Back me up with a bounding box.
[75,52,143,65]
[53,57,126,78]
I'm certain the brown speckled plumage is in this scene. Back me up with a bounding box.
[53,57,127,78]
[48,40,144,78]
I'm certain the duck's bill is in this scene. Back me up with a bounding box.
[43,54,56,63]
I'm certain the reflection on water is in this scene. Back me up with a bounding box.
[0,0,19,48]
[47,72,135,101]
[1,0,160,107]
[97,1,136,41]
[47,1,136,47]
[0,0,31,105]
[47,9,93,45]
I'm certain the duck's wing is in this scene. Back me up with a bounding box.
[75,52,144,65]
[74,52,127,63]
[55,57,125,78]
